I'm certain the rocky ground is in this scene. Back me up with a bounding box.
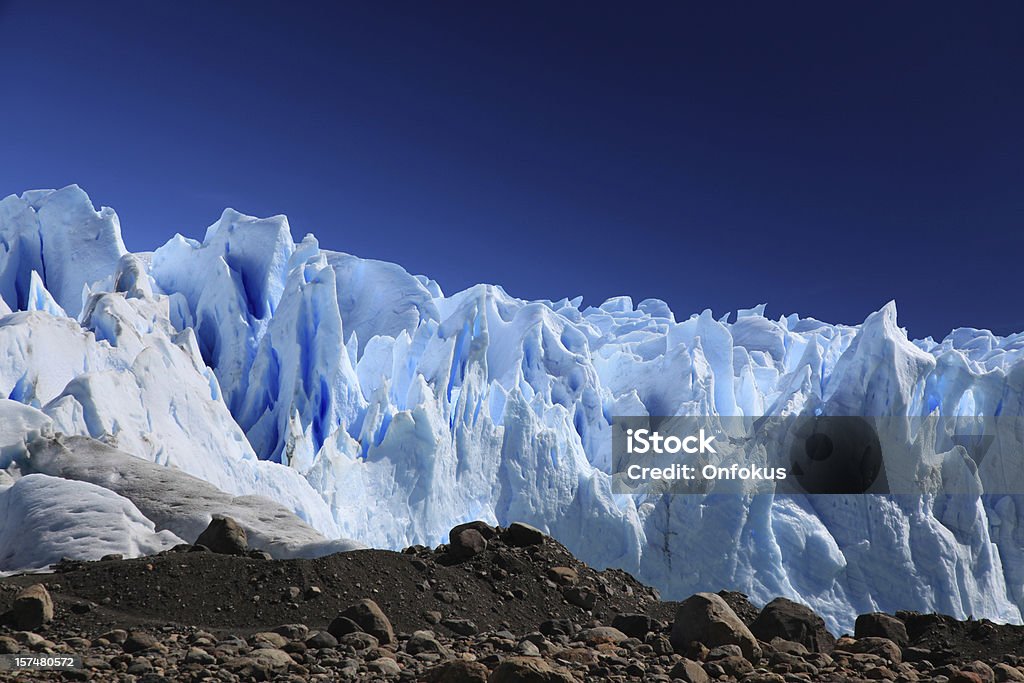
[0,518,1021,682]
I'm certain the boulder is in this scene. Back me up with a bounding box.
[671,592,761,661]
[562,587,597,610]
[407,630,450,655]
[304,631,338,649]
[854,613,909,648]
[668,658,711,683]
[750,597,836,653]
[503,522,546,547]
[488,656,575,683]
[442,617,478,636]
[426,659,489,682]
[847,636,902,665]
[123,631,160,654]
[327,615,361,638]
[450,528,488,560]
[450,521,498,540]
[194,515,248,555]
[993,663,1024,682]
[333,598,394,644]
[611,613,657,638]
[10,583,54,630]
[579,626,628,645]
[546,567,578,586]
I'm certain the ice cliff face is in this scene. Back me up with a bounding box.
[1,185,1022,633]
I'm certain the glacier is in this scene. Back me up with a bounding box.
[0,184,1022,633]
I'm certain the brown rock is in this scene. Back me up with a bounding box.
[11,583,53,630]
[951,673,986,683]
[671,592,762,661]
[750,597,836,653]
[503,522,546,547]
[450,521,498,540]
[668,657,711,683]
[562,586,597,610]
[334,598,394,644]
[546,567,578,586]
[123,631,161,654]
[993,663,1024,682]
[427,659,490,683]
[579,626,628,645]
[960,660,996,683]
[450,528,488,560]
[488,656,575,683]
[195,515,248,555]
[855,613,910,648]
[848,637,902,665]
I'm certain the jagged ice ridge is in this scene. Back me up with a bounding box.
[0,185,1022,633]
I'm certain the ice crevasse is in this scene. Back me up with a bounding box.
[0,184,1022,634]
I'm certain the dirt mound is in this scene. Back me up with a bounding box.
[0,520,1020,681]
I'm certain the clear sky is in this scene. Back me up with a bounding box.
[1,2,1021,339]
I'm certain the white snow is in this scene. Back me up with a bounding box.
[0,473,183,571]
[24,435,363,559]
[1,185,1023,633]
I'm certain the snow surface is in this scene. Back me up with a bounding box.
[1,184,1023,633]
[0,473,183,570]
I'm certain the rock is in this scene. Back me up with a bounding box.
[304,586,322,600]
[750,597,836,653]
[368,657,402,675]
[339,631,379,651]
[270,623,309,641]
[443,617,479,636]
[123,631,161,654]
[611,613,656,637]
[10,583,54,630]
[127,657,153,675]
[707,644,744,660]
[333,598,394,644]
[546,567,578,586]
[848,637,902,665]
[451,520,498,540]
[250,631,289,649]
[994,664,1024,682]
[100,629,128,644]
[450,528,488,560]
[328,615,361,637]
[232,648,294,675]
[770,637,809,655]
[0,636,18,654]
[503,522,546,547]
[717,654,754,677]
[668,658,711,683]
[488,655,575,683]
[407,630,449,655]
[960,660,996,683]
[562,586,597,610]
[951,673,986,683]
[579,626,628,645]
[100,553,123,562]
[539,619,576,637]
[426,659,490,683]
[855,613,910,647]
[194,515,248,555]
[304,631,338,649]
[671,592,762,661]
[184,647,216,665]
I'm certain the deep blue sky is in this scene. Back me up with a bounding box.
[1,2,1021,339]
